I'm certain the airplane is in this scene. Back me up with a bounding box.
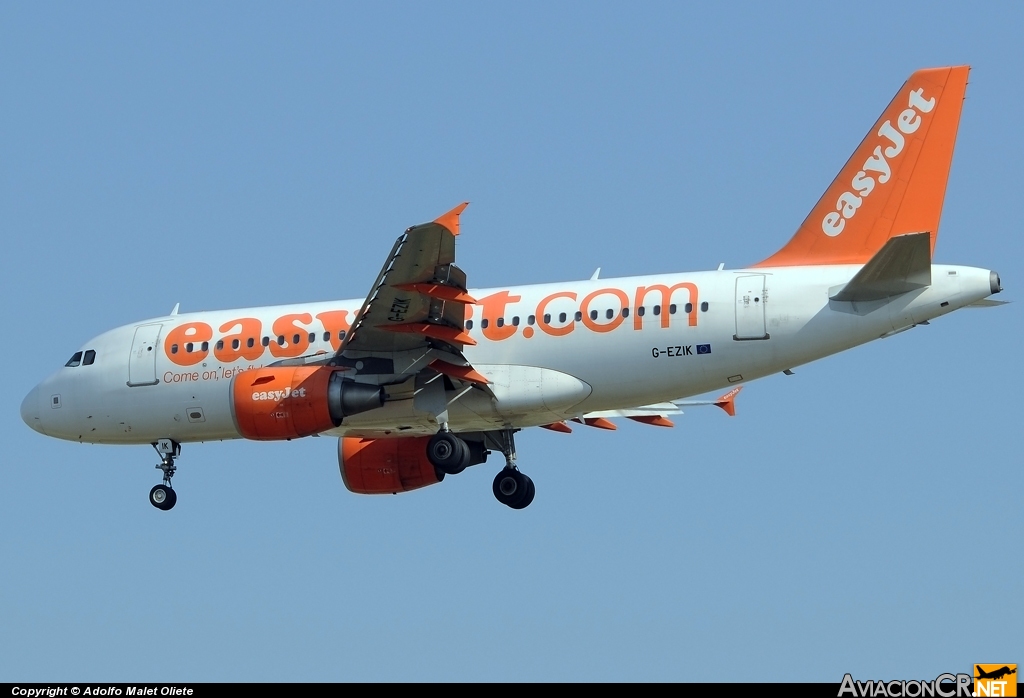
[20,66,1004,511]
[976,666,1016,681]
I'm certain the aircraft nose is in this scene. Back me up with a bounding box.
[21,385,42,432]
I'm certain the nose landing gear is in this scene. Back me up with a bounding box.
[150,439,179,511]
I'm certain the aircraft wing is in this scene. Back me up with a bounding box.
[339,203,475,355]
[317,203,493,400]
[544,388,745,432]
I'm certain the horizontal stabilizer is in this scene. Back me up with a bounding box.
[966,299,1010,308]
[830,232,931,302]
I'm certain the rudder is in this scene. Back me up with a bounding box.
[755,66,970,267]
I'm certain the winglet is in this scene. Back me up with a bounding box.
[434,202,470,236]
[714,387,742,417]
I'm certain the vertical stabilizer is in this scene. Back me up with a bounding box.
[755,66,969,267]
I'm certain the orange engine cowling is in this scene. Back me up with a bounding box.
[232,367,385,441]
[338,436,443,494]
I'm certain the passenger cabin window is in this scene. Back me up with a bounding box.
[605,309,614,320]
[481,319,489,329]
[65,351,83,367]
[685,303,693,313]
[574,311,582,322]
[201,341,209,352]
[216,340,224,350]
[277,335,285,346]
[621,308,630,318]
[466,320,474,330]
[323,332,330,342]
[544,314,551,324]
[638,306,645,317]
[589,310,598,320]
[308,332,316,344]
[528,315,536,326]
[232,339,240,350]
[669,304,677,314]
[496,318,504,328]
[247,338,255,348]
[170,344,179,355]
[558,312,566,323]
[512,316,520,326]
[292,334,300,345]
[262,336,270,347]
[653,305,661,316]
[185,343,194,353]
[83,350,96,366]
[701,301,709,312]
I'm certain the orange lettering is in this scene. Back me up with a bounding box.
[214,318,264,363]
[580,288,628,333]
[269,313,313,358]
[477,291,521,341]
[634,283,699,329]
[164,322,213,366]
[315,310,352,351]
[536,291,577,337]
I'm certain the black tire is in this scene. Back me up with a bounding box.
[427,432,470,475]
[492,468,529,507]
[509,476,535,510]
[150,484,175,511]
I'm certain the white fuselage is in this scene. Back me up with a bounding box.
[21,263,995,444]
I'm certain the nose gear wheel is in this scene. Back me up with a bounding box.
[150,439,180,511]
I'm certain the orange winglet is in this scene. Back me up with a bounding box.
[429,359,489,385]
[714,386,742,417]
[393,283,478,304]
[378,322,477,346]
[627,415,675,428]
[540,421,573,434]
[577,417,618,431]
[434,202,469,236]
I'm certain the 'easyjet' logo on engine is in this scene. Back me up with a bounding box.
[252,387,307,402]
[821,86,936,237]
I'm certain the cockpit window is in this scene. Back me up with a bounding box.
[83,350,96,366]
[65,351,83,367]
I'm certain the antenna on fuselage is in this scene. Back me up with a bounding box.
[170,303,180,316]
[590,267,601,280]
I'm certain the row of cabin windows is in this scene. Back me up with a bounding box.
[169,330,347,355]
[65,350,97,367]
[464,302,709,330]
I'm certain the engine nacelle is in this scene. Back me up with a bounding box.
[339,436,444,494]
[232,367,385,440]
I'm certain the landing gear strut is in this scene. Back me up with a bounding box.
[492,429,535,510]
[150,439,179,511]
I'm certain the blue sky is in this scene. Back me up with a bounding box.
[1,2,1020,681]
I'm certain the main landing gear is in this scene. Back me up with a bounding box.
[149,439,179,511]
[425,428,535,509]
[491,429,534,510]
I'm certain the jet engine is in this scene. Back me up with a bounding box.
[232,366,384,440]
[338,436,444,494]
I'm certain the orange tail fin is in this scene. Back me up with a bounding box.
[755,66,969,267]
